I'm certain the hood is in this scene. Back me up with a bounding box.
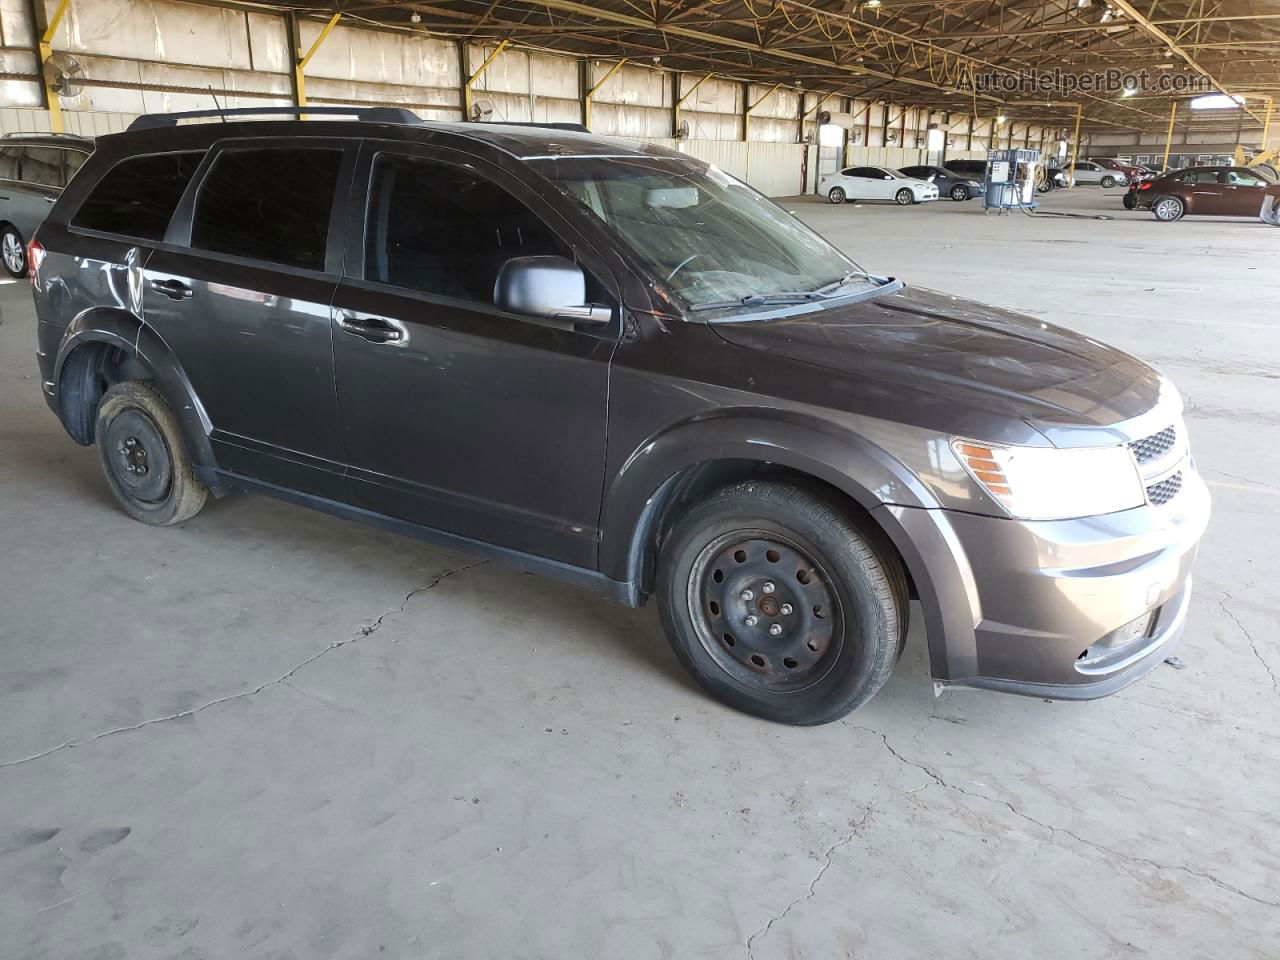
[710,284,1162,431]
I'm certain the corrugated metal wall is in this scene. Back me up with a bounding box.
[0,0,1068,198]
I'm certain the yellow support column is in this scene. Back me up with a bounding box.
[464,39,510,121]
[39,0,71,134]
[1068,103,1082,189]
[294,12,341,111]
[583,58,627,132]
[1162,100,1177,172]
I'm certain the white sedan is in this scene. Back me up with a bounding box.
[819,166,940,205]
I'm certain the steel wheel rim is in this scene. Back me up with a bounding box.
[687,530,844,692]
[104,408,174,505]
[2,233,23,273]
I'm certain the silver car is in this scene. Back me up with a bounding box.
[1066,159,1128,188]
[0,133,93,278]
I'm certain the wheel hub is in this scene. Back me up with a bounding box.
[103,409,173,504]
[691,534,841,689]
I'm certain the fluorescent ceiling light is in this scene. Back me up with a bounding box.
[1189,94,1244,110]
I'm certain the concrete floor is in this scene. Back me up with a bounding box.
[2,186,1277,959]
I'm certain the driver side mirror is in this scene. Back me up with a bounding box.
[493,255,611,325]
[882,175,893,180]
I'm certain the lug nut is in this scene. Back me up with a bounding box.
[744,615,758,627]
[769,624,783,637]
[740,589,754,602]
[762,582,775,594]
[125,438,136,447]
[780,603,793,615]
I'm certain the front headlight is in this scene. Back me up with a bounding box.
[952,439,1145,520]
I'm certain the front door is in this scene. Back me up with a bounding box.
[331,143,617,568]
[1222,168,1270,216]
[143,140,356,499]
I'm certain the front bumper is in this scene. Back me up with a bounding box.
[891,465,1210,700]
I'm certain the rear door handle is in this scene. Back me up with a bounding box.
[337,311,406,345]
[150,278,194,301]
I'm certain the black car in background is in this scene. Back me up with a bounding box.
[899,165,982,201]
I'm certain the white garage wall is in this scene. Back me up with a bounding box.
[0,0,1069,198]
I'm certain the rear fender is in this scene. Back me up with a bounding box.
[53,307,217,471]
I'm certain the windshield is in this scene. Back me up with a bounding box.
[528,153,865,312]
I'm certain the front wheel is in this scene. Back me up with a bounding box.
[657,481,906,725]
[895,188,915,205]
[1,225,26,278]
[827,187,846,204]
[95,380,208,525]
[1101,175,1116,188]
[950,184,970,201]
[1152,196,1185,222]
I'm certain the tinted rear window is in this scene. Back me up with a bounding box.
[72,152,205,241]
[189,148,341,271]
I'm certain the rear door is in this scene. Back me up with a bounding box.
[1,145,59,241]
[143,139,356,498]
[330,141,618,566]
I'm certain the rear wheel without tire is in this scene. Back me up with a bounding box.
[895,188,914,205]
[657,481,906,725]
[828,187,846,204]
[95,380,208,525]
[1152,196,1185,222]
[950,184,969,201]
[1,225,26,278]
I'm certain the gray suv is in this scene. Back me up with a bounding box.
[0,132,92,277]
[32,108,1209,725]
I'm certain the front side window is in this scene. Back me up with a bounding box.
[190,148,342,270]
[1227,169,1267,186]
[532,153,862,313]
[364,153,572,303]
[72,151,205,241]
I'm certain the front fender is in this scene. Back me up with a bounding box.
[54,307,217,470]
[598,413,983,678]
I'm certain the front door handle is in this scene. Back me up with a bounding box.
[150,278,194,301]
[337,311,406,345]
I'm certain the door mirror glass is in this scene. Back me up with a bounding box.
[494,255,610,325]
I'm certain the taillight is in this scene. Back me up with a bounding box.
[1138,182,1153,190]
[27,237,45,283]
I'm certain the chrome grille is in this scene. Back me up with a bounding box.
[1129,425,1177,465]
[1146,471,1182,506]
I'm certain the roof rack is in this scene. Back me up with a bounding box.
[126,106,423,131]
[0,130,95,141]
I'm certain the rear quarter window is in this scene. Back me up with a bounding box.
[72,151,206,241]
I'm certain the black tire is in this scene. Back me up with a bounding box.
[1101,175,1116,189]
[1122,191,1136,210]
[949,184,969,201]
[895,188,914,205]
[1152,195,1185,222]
[94,380,207,525]
[1,224,26,279]
[827,187,846,204]
[1035,177,1052,194]
[657,480,906,725]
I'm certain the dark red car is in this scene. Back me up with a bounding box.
[1127,165,1280,220]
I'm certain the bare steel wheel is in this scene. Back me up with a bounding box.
[690,533,842,691]
[658,480,906,725]
[95,381,208,525]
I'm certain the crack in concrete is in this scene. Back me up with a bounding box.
[1217,591,1278,695]
[743,781,933,959]
[849,724,1280,911]
[0,560,488,770]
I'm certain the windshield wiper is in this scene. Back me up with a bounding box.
[691,291,822,312]
[811,271,873,297]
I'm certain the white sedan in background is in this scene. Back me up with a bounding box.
[1065,160,1128,188]
[819,166,940,205]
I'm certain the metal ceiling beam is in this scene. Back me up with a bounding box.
[1105,0,1266,124]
